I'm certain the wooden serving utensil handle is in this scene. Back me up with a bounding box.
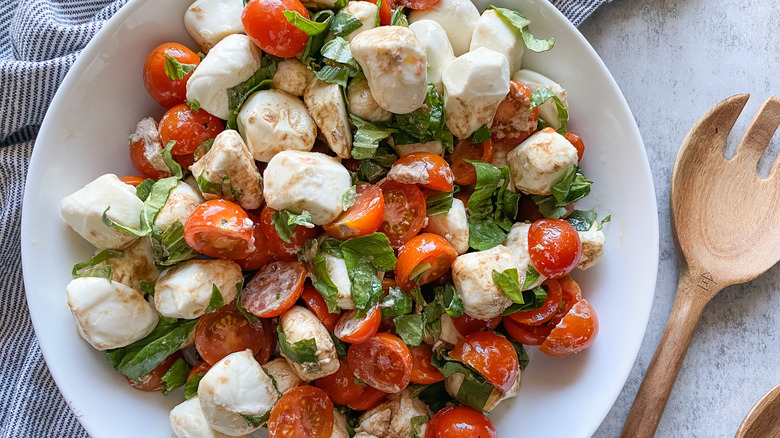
[620,268,719,438]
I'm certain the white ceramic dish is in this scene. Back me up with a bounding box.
[21,0,658,436]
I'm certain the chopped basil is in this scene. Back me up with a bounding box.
[193,138,214,162]
[533,166,593,218]
[430,349,494,411]
[277,325,319,364]
[103,176,179,237]
[227,58,278,112]
[340,233,397,313]
[161,140,183,179]
[414,381,455,413]
[271,210,314,244]
[411,415,428,438]
[508,338,530,371]
[523,265,541,290]
[391,6,408,26]
[492,268,526,304]
[471,125,492,143]
[529,88,568,134]
[314,65,352,88]
[311,250,341,314]
[599,214,612,229]
[163,54,196,80]
[240,411,270,428]
[420,284,463,341]
[389,84,453,153]
[185,98,200,113]
[140,281,155,296]
[379,286,413,319]
[342,185,357,210]
[393,314,425,346]
[565,209,597,231]
[205,285,224,314]
[150,220,197,268]
[330,12,363,37]
[196,172,244,202]
[235,282,260,324]
[135,178,154,201]
[283,10,333,35]
[466,161,520,250]
[425,190,455,216]
[71,249,122,279]
[161,358,190,396]
[486,6,554,53]
[332,333,349,357]
[183,373,204,399]
[321,36,359,67]
[501,286,547,315]
[350,114,396,159]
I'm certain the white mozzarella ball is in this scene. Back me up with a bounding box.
[439,313,464,346]
[503,222,546,289]
[346,75,392,122]
[66,277,158,350]
[355,389,429,438]
[470,9,523,73]
[279,306,340,381]
[60,174,144,250]
[154,259,243,320]
[444,368,520,412]
[273,58,315,97]
[409,19,455,94]
[331,408,350,438]
[340,1,378,42]
[451,245,516,320]
[507,128,578,195]
[511,69,569,131]
[129,117,168,176]
[442,47,510,139]
[350,26,428,115]
[198,350,279,436]
[304,78,353,159]
[263,151,351,225]
[190,130,263,210]
[324,253,355,309]
[98,238,158,291]
[394,140,444,157]
[261,358,304,395]
[577,222,605,270]
[186,34,263,120]
[170,397,245,438]
[154,181,205,232]
[184,0,245,53]
[409,0,480,56]
[237,89,317,162]
[424,198,469,254]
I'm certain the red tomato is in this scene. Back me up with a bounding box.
[173,152,195,170]
[503,317,553,346]
[450,138,494,186]
[394,0,440,9]
[323,184,385,240]
[450,331,518,393]
[242,261,306,318]
[255,317,277,365]
[540,299,599,357]
[127,351,183,392]
[391,152,455,192]
[258,205,321,261]
[491,81,538,147]
[395,233,457,289]
[301,286,342,331]
[348,333,413,393]
[516,196,544,222]
[528,219,582,279]
[366,0,392,24]
[451,314,502,337]
[235,212,275,271]
[194,302,267,365]
[268,386,334,438]
[188,360,211,380]
[426,406,497,438]
[409,344,444,384]
[119,176,146,186]
[548,274,583,327]
[184,199,255,260]
[347,386,387,411]
[129,120,172,180]
[242,0,309,58]
[314,359,364,405]
[334,306,381,344]
[378,180,427,248]
[142,42,200,108]
[507,278,563,326]
[159,103,223,155]
[564,131,585,162]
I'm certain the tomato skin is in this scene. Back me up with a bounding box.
[323,184,385,240]
[451,314,502,337]
[366,0,392,24]
[268,386,334,438]
[143,42,200,108]
[187,360,211,380]
[540,299,599,357]
[394,0,440,10]
[378,180,427,249]
[194,302,267,365]
[258,205,321,260]
[235,212,275,271]
[507,278,563,326]
[395,233,457,289]
[334,306,381,344]
[314,358,364,405]
[242,0,309,58]
[517,195,544,222]
[528,219,582,279]
[129,119,172,180]
[301,286,341,331]
[184,199,255,260]
[564,131,585,162]
[450,138,494,186]
[503,317,553,346]
[409,344,444,384]
[127,351,184,392]
[391,152,455,192]
[348,333,413,393]
[159,103,224,155]
[426,406,497,438]
[450,331,518,393]
[119,176,146,186]
[347,386,387,411]
[491,81,538,147]
[242,260,306,318]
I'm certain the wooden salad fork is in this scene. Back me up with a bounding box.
[620,94,780,437]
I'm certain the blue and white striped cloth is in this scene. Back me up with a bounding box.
[0,0,606,436]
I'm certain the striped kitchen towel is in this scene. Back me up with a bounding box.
[0,0,608,436]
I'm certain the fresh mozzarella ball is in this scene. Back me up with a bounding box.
[577,222,605,270]
[331,409,350,438]
[66,277,158,350]
[394,140,444,157]
[325,254,355,309]
[198,350,279,436]
[129,117,168,176]
[451,245,516,320]
[303,78,353,159]
[340,1,378,42]
[470,9,523,73]
[409,19,455,94]
[279,306,340,381]
[237,89,317,162]
[350,26,428,115]
[261,358,304,394]
[60,174,144,250]
[442,47,510,139]
[346,75,392,122]
[263,151,351,225]
[355,389,429,438]
[503,222,546,289]
[186,34,263,120]
[190,130,263,210]
[511,69,569,131]
[445,368,520,412]
[507,128,578,195]
[273,58,315,97]
[408,0,480,56]
[184,0,245,53]
[439,313,464,346]
[97,238,158,291]
[154,259,243,320]
[154,181,205,232]
[169,397,245,438]
[424,198,469,255]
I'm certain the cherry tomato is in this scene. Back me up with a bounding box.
[347,386,387,411]
[450,138,494,186]
[517,196,544,222]
[187,360,211,380]
[450,331,518,393]
[194,302,266,365]
[235,212,275,271]
[426,406,497,438]
[507,278,563,326]
[378,180,427,248]
[491,81,538,147]
[548,274,583,327]
[564,131,585,162]
[142,42,200,108]
[409,344,444,384]
[323,184,385,240]
[127,351,184,392]
[503,317,553,346]
[119,176,146,186]
[254,317,277,365]
[314,359,364,405]
[242,0,309,58]
[394,0,440,9]
[366,0,392,24]
[391,152,455,192]
[173,152,195,170]
[268,386,334,438]
[334,306,381,344]
[348,333,413,393]
[540,299,599,357]
[528,218,582,279]
[184,199,255,260]
[395,233,457,289]
[259,205,321,260]
[159,103,223,155]
[242,260,306,318]
[129,121,172,180]
[451,314,502,337]
[301,286,342,331]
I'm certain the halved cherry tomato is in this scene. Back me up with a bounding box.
[491,81,538,147]
[390,152,455,192]
[235,212,275,271]
[394,0,440,10]
[127,351,184,392]
[503,317,553,346]
[528,218,582,279]
[242,260,306,318]
[450,138,494,186]
[334,306,381,344]
[187,360,211,380]
[268,386,334,438]
[194,302,266,365]
[159,103,223,155]
[129,120,172,180]
[378,180,427,248]
[348,333,413,393]
[259,205,321,260]
[564,131,585,162]
[426,406,497,438]
[540,299,599,357]
[323,184,385,240]
[301,286,341,331]
[507,278,563,326]
[142,42,200,108]
[347,386,387,411]
[255,318,277,365]
[395,233,457,289]
[366,0,392,24]
[451,314,502,337]
[314,358,363,405]
[184,199,255,260]
[119,176,146,186]
[242,0,309,58]
[450,331,518,393]
[409,344,444,384]
[549,274,583,327]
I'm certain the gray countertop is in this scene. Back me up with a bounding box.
[579,0,780,436]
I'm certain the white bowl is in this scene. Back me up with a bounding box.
[21,0,659,437]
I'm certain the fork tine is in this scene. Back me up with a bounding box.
[733,97,780,166]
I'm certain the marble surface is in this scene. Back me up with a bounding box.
[578,0,780,436]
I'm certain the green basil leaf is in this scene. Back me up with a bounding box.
[194,138,214,162]
[161,358,190,396]
[183,373,204,399]
[227,57,278,112]
[332,333,349,357]
[599,214,612,230]
[379,286,413,319]
[140,281,155,296]
[163,54,196,80]
[240,411,270,428]
[508,338,530,370]
[394,314,424,346]
[311,251,341,314]
[272,210,314,244]
[341,232,397,272]
[492,268,525,304]
[340,233,397,312]
[330,12,363,37]
[277,325,319,364]
[185,98,200,113]
[486,5,554,53]
[72,249,122,279]
[565,209,598,231]
[350,114,396,159]
[415,381,455,413]
[523,265,541,290]
[150,220,197,268]
[529,88,568,134]
[391,6,408,26]
[532,194,569,219]
[205,284,224,314]
[313,64,352,88]
[425,190,454,216]
[321,37,359,68]
[103,176,179,237]
[430,350,493,411]
[135,178,154,201]
[358,158,388,183]
[501,286,547,315]
[283,10,332,35]
[196,172,244,202]
[111,318,198,380]
[389,84,452,152]
[342,185,357,210]
[471,125,492,143]
[439,284,464,318]
[411,415,428,438]
[161,140,183,179]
